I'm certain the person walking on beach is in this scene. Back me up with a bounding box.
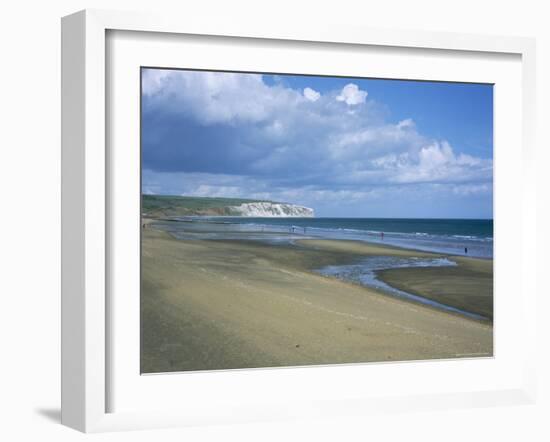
[381,232,384,240]
[464,247,468,254]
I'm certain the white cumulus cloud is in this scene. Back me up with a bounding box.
[142,69,303,125]
[336,83,368,105]
[303,87,321,102]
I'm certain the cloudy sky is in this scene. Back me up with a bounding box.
[141,68,493,218]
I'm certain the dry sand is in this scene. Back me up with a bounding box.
[141,229,493,373]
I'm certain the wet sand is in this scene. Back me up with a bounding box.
[297,239,493,320]
[377,257,493,320]
[141,229,493,373]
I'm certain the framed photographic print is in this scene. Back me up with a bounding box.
[61,9,537,432]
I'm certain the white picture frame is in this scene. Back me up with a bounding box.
[61,9,537,433]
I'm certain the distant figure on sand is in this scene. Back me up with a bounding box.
[381,232,384,240]
[465,247,468,254]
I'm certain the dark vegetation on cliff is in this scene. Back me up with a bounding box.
[142,194,272,217]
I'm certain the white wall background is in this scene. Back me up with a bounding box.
[0,1,548,441]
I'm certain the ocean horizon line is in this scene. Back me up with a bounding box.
[165,214,494,221]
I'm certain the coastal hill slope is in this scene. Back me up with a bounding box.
[142,195,314,217]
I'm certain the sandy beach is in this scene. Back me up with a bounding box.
[141,226,493,373]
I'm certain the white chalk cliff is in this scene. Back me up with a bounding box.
[229,202,314,217]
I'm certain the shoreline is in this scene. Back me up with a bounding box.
[147,215,493,259]
[141,224,493,373]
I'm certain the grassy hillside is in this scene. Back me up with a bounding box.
[142,195,272,217]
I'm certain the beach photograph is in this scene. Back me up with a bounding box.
[140,68,493,374]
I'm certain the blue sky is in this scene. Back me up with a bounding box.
[141,68,493,218]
